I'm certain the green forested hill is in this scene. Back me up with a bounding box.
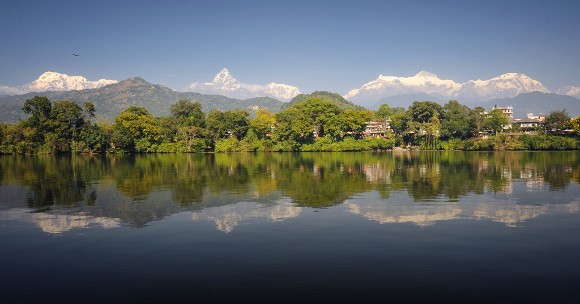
[0,77,284,123]
[282,91,366,111]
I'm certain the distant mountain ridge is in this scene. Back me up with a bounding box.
[0,77,284,123]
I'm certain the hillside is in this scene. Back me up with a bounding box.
[282,91,366,111]
[0,77,284,123]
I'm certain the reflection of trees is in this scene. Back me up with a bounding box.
[2,151,580,229]
[273,153,374,207]
[0,155,100,211]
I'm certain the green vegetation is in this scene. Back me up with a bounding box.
[281,91,365,111]
[2,95,580,154]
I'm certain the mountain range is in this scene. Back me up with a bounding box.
[343,71,571,109]
[0,77,284,123]
[1,71,118,95]
[1,70,579,122]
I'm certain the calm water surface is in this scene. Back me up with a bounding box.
[1,152,580,303]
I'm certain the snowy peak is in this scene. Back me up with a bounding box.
[188,69,300,101]
[414,71,438,78]
[19,71,117,93]
[344,71,553,106]
[460,73,549,99]
[344,71,460,103]
[212,68,240,89]
[557,86,580,99]
[267,82,301,100]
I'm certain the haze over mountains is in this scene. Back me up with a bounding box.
[1,69,579,122]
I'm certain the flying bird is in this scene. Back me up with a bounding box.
[73,54,79,56]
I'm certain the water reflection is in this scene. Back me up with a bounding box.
[190,198,300,233]
[345,192,580,227]
[0,208,120,234]
[1,151,580,233]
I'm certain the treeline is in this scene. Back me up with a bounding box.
[385,100,580,150]
[1,96,580,154]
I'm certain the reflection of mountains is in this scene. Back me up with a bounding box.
[346,194,580,227]
[0,208,120,234]
[190,199,300,233]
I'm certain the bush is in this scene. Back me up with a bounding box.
[135,138,152,153]
[215,137,244,152]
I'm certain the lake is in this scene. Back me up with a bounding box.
[1,151,580,303]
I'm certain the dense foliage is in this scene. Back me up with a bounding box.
[1,96,579,154]
[280,91,366,111]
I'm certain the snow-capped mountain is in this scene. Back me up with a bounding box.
[187,68,300,101]
[557,86,580,99]
[457,73,549,100]
[0,72,118,95]
[344,71,552,107]
[19,72,117,92]
[343,71,460,104]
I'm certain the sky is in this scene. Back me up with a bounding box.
[1,0,579,95]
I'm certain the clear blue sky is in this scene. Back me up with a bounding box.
[1,0,579,95]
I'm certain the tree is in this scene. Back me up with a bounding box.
[21,96,53,146]
[170,99,205,127]
[50,100,85,141]
[441,100,472,139]
[292,98,342,138]
[273,107,312,143]
[22,96,52,127]
[206,109,250,140]
[224,109,250,140]
[157,116,179,142]
[113,106,160,151]
[340,110,374,137]
[486,108,509,135]
[545,109,570,134]
[206,110,227,140]
[389,111,410,137]
[376,104,393,120]
[80,124,106,152]
[409,101,443,124]
[375,104,393,136]
[83,102,96,123]
[250,109,276,139]
[469,106,486,136]
[571,116,580,135]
